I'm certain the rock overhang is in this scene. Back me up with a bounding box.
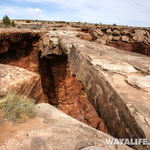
[39,30,150,150]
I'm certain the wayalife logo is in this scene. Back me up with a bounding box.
[106,138,150,145]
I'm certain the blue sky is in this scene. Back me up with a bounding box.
[0,0,150,27]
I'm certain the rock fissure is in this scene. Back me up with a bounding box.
[0,29,107,134]
[1,28,150,150]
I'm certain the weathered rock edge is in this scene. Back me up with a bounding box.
[40,31,150,150]
[0,64,43,101]
[0,103,132,150]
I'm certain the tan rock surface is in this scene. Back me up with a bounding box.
[0,64,43,102]
[41,31,150,150]
[0,103,132,150]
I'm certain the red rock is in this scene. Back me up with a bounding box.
[0,28,107,134]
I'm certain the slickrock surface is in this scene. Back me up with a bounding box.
[40,30,150,150]
[0,64,43,101]
[0,103,132,150]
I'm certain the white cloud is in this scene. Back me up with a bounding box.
[1,0,150,26]
[0,6,44,17]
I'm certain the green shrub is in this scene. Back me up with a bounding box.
[0,91,36,124]
[113,23,116,26]
[95,23,98,26]
[26,20,31,23]
[66,22,70,25]
[2,15,10,26]
[11,20,15,27]
[53,28,57,31]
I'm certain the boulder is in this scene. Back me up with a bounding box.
[49,37,59,49]
[94,29,104,39]
[76,32,92,41]
[0,103,133,150]
[112,36,120,41]
[106,29,112,35]
[121,36,129,42]
[0,64,43,102]
[132,30,146,43]
[39,35,63,58]
[112,30,120,36]
[107,35,113,42]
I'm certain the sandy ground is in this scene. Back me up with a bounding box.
[0,116,43,146]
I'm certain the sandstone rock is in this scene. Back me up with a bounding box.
[39,35,63,58]
[97,39,106,44]
[132,30,146,43]
[0,40,10,54]
[97,34,108,44]
[49,37,59,49]
[120,29,131,35]
[87,55,137,74]
[0,28,45,54]
[107,35,113,42]
[56,33,150,150]
[146,31,150,39]
[126,75,150,92]
[0,64,43,101]
[121,36,129,42]
[81,146,109,150]
[106,29,112,35]
[0,103,132,150]
[93,31,100,39]
[112,36,120,41]
[94,29,104,37]
[76,32,92,41]
[112,30,120,36]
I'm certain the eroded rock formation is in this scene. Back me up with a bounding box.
[0,64,43,101]
[1,27,150,150]
[74,25,150,56]
[0,103,132,150]
[41,30,150,150]
[0,29,107,133]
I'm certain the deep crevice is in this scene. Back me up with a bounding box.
[0,37,108,134]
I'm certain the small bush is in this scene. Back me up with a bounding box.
[113,23,116,26]
[26,20,31,23]
[66,22,70,25]
[53,28,57,31]
[2,15,10,26]
[11,20,15,27]
[95,23,98,26]
[0,91,36,124]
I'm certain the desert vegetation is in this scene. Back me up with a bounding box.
[0,91,36,125]
[2,15,10,26]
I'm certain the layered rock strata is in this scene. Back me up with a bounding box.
[73,25,150,56]
[0,64,43,102]
[0,29,107,132]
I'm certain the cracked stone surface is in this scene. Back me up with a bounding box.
[126,75,150,92]
[40,30,150,150]
[0,64,43,101]
[0,103,132,150]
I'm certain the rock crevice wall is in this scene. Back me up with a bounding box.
[0,29,107,133]
[41,30,150,150]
